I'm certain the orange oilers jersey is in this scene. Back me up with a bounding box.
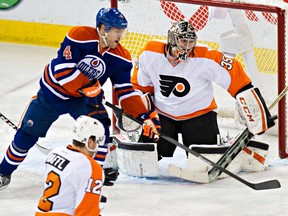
[131,40,252,120]
[35,145,104,216]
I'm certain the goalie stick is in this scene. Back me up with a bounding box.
[103,100,281,190]
[0,112,51,155]
[208,85,288,182]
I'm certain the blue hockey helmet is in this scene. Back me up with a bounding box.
[96,7,128,33]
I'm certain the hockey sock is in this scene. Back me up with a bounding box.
[0,130,38,176]
[94,144,108,166]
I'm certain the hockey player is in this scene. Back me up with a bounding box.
[131,20,275,161]
[35,115,105,216]
[0,7,161,190]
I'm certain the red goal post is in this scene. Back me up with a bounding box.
[111,0,288,158]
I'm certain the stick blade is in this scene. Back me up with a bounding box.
[253,179,281,190]
[168,164,210,183]
[35,144,51,155]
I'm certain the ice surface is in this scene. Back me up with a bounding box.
[0,43,288,216]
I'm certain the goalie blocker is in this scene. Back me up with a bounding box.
[236,87,276,135]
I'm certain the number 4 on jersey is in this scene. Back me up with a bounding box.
[63,45,72,60]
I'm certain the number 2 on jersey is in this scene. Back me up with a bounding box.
[37,171,61,212]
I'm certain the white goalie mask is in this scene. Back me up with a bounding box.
[72,115,106,152]
[168,20,197,62]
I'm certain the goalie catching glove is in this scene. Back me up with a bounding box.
[236,87,276,135]
[137,93,161,142]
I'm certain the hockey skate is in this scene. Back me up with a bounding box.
[0,174,11,190]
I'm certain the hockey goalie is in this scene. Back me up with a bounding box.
[104,20,276,182]
[104,91,274,183]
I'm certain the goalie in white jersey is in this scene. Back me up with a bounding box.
[35,115,105,216]
[131,20,275,161]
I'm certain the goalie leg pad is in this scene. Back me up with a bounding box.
[236,87,276,135]
[187,141,269,179]
[242,140,269,172]
[103,142,118,170]
[187,144,243,179]
[113,136,159,177]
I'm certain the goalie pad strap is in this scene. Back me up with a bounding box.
[190,145,228,154]
[190,140,268,154]
[247,140,269,151]
[118,143,155,151]
[113,136,156,151]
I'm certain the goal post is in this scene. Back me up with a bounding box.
[111,0,288,158]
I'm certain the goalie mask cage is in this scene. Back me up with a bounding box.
[110,0,288,158]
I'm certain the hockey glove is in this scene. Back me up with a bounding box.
[138,109,161,143]
[236,87,276,135]
[80,80,104,107]
[104,168,119,186]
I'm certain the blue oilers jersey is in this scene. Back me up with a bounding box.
[39,26,147,116]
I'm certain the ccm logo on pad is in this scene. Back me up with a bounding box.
[239,97,254,122]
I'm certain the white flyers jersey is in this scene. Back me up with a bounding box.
[131,40,251,120]
[35,145,104,216]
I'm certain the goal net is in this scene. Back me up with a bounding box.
[112,0,288,158]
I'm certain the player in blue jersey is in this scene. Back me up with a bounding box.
[0,7,161,190]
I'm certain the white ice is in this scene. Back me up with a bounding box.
[0,43,288,216]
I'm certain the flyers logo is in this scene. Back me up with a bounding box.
[159,75,190,97]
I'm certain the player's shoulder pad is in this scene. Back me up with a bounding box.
[195,44,224,62]
[109,43,132,62]
[67,26,98,42]
[193,43,211,57]
[144,40,165,54]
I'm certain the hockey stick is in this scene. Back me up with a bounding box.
[103,100,281,190]
[0,112,51,155]
[208,86,288,182]
[104,100,143,131]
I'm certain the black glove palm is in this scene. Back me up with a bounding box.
[104,168,119,186]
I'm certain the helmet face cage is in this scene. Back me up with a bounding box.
[168,20,197,62]
[72,116,106,152]
[96,7,128,33]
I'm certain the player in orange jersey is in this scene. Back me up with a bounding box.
[0,7,161,190]
[35,115,105,216]
[131,20,275,160]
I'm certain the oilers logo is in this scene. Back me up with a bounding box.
[77,55,106,80]
[159,74,190,97]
